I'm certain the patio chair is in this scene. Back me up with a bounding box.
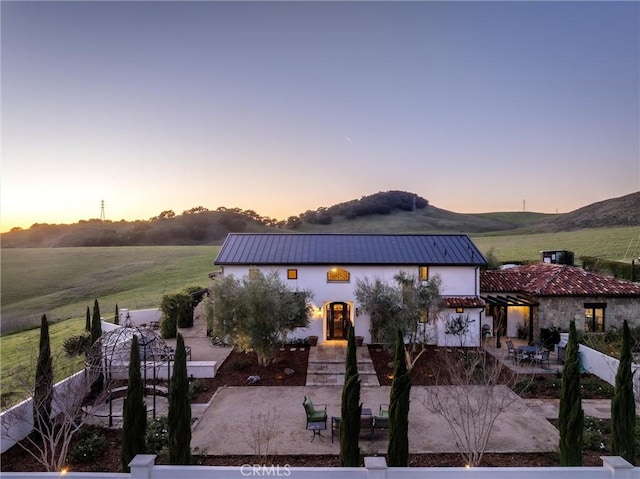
[303,396,327,441]
[506,340,516,361]
[372,404,389,440]
[531,349,551,368]
[331,416,341,443]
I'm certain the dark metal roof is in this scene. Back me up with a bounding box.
[215,234,487,266]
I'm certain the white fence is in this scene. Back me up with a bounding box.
[579,344,640,390]
[0,455,637,479]
[1,371,88,453]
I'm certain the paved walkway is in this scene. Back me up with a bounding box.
[306,341,379,386]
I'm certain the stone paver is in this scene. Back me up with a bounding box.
[306,341,379,386]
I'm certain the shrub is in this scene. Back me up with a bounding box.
[62,333,91,356]
[160,314,177,339]
[188,379,207,401]
[580,374,615,398]
[583,416,610,452]
[513,378,538,395]
[68,426,107,463]
[146,416,169,454]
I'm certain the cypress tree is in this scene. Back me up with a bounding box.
[33,314,53,437]
[121,335,147,472]
[90,299,104,394]
[90,299,102,345]
[559,320,583,466]
[611,320,636,464]
[339,323,361,466]
[387,328,411,466]
[169,333,191,464]
[85,306,91,332]
[114,304,119,325]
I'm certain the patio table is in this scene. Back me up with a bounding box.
[516,345,539,364]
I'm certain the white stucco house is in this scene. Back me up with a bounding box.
[214,233,487,346]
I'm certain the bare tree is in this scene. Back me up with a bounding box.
[244,408,282,464]
[1,355,110,472]
[422,348,529,467]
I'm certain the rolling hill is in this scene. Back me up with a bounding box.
[1,190,638,248]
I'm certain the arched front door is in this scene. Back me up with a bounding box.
[327,302,351,340]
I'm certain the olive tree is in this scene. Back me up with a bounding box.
[208,271,312,366]
[355,272,444,369]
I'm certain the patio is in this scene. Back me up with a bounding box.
[190,385,560,456]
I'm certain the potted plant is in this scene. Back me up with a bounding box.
[355,336,364,347]
[308,335,318,346]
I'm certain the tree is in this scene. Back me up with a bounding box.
[114,303,119,325]
[33,314,53,439]
[1,351,108,472]
[90,299,104,394]
[387,329,410,466]
[85,306,91,332]
[121,335,146,472]
[611,320,636,464]
[90,299,102,345]
[559,320,583,466]
[169,334,191,464]
[339,324,361,466]
[424,346,525,467]
[209,271,312,366]
[355,273,444,369]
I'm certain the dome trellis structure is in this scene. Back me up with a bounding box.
[85,316,173,426]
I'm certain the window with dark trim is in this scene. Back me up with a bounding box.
[327,268,350,282]
[584,302,606,332]
[287,269,298,280]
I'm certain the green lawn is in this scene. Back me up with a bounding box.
[1,245,220,334]
[0,317,87,409]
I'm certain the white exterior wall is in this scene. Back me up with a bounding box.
[220,264,481,346]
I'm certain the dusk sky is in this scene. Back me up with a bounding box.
[2,1,639,232]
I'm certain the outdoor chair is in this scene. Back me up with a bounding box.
[372,404,389,440]
[303,396,327,441]
[331,416,341,443]
[506,340,516,361]
[531,349,551,368]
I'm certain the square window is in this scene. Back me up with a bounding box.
[456,307,464,314]
[287,269,298,280]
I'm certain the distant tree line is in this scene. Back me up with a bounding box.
[1,190,429,247]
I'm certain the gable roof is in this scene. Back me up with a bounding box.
[215,233,487,266]
[481,263,640,297]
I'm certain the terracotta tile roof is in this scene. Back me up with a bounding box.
[443,296,485,308]
[481,263,640,297]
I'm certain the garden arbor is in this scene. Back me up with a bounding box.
[85,317,173,426]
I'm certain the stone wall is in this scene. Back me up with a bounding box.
[537,296,640,332]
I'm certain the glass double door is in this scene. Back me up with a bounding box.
[326,302,351,340]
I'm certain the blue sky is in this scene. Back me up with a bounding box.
[2,1,639,232]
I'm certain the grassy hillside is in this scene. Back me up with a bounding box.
[0,246,220,334]
[470,226,640,264]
